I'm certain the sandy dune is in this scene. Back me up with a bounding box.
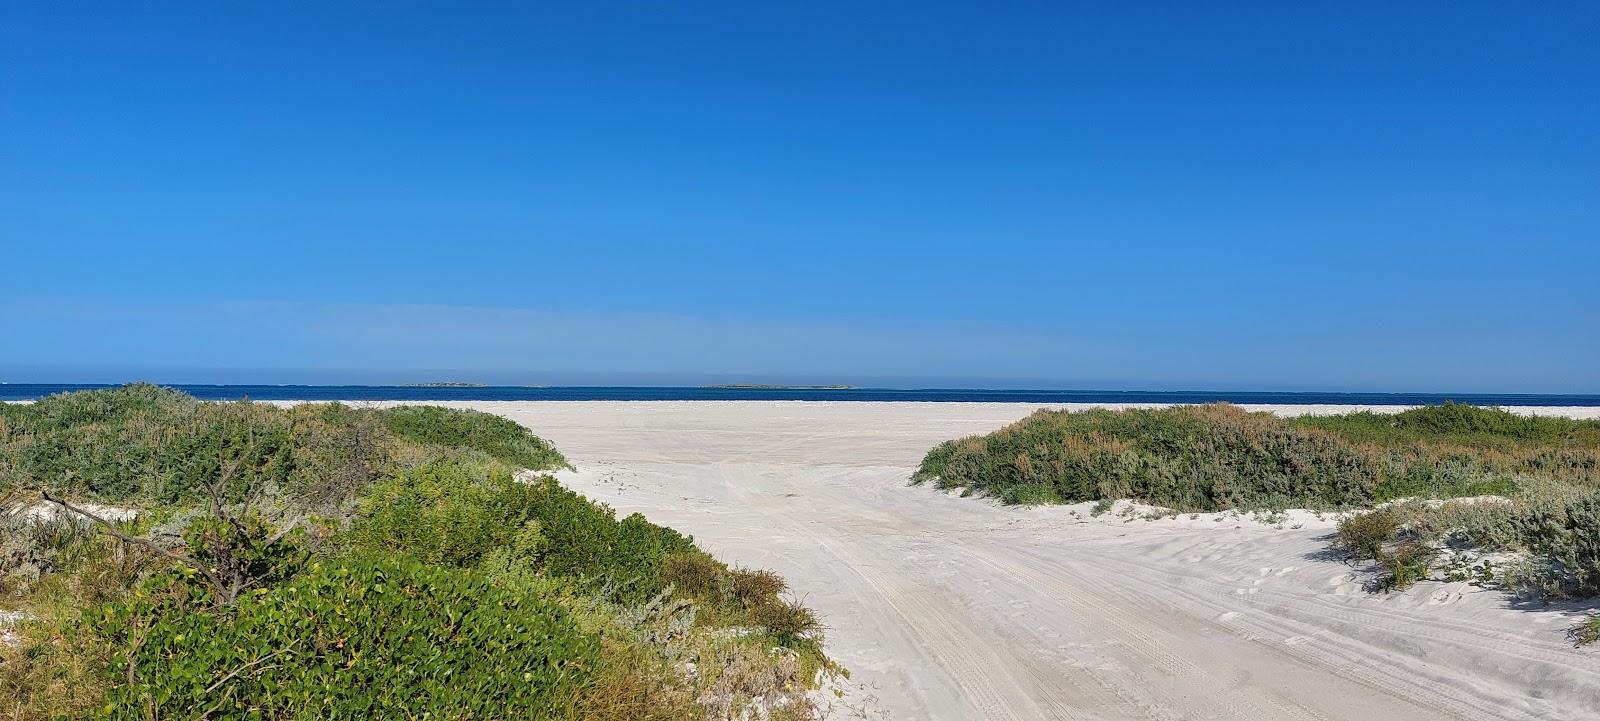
[415,401,1599,720]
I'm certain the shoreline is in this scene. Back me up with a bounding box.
[5,383,1598,407]
[246,399,1600,421]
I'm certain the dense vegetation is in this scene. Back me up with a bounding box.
[913,403,1599,510]
[0,385,832,719]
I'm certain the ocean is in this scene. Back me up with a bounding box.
[2,384,1596,406]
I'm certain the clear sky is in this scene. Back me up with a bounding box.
[3,2,1596,391]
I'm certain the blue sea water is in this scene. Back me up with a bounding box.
[1,384,1597,406]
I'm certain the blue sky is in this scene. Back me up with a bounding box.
[3,2,1596,391]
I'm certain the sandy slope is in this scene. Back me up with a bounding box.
[409,401,1598,720]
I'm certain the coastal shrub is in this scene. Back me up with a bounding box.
[0,386,399,508]
[2,386,836,719]
[1405,497,1526,552]
[1,387,567,508]
[1511,491,1600,598]
[916,403,1600,512]
[1297,403,1600,447]
[661,552,821,641]
[1571,615,1600,648]
[1334,492,1600,600]
[378,405,569,470]
[347,457,696,604]
[915,404,1379,511]
[1336,509,1404,562]
[83,556,600,720]
[521,476,697,603]
[343,456,541,567]
[1373,541,1437,593]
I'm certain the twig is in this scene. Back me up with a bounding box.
[37,490,226,595]
[125,617,150,687]
[203,639,298,694]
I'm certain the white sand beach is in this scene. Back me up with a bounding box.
[360,401,1600,720]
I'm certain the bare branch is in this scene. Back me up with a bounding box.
[38,489,227,595]
[263,518,301,547]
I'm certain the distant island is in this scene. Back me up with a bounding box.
[402,381,488,387]
[702,384,855,390]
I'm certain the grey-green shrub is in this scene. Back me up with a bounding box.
[0,386,569,507]
[1512,491,1600,598]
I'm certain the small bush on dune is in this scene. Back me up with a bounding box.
[1336,509,1404,562]
[1335,491,1600,602]
[1374,541,1437,593]
[378,405,569,471]
[749,598,823,641]
[662,553,822,642]
[1570,615,1600,648]
[1511,491,1600,598]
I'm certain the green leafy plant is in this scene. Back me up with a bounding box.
[378,405,569,471]
[84,557,600,720]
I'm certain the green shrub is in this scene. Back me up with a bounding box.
[1374,541,1436,593]
[520,477,696,603]
[1336,509,1404,562]
[915,405,1379,511]
[378,405,569,471]
[347,457,696,604]
[84,557,600,720]
[1296,402,1600,447]
[344,457,544,568]
[917,403,1600,512]
[0,386,397,508]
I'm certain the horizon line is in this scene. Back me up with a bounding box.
[4,380,1599,399]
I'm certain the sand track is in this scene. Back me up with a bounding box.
[419,401,1599,720]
